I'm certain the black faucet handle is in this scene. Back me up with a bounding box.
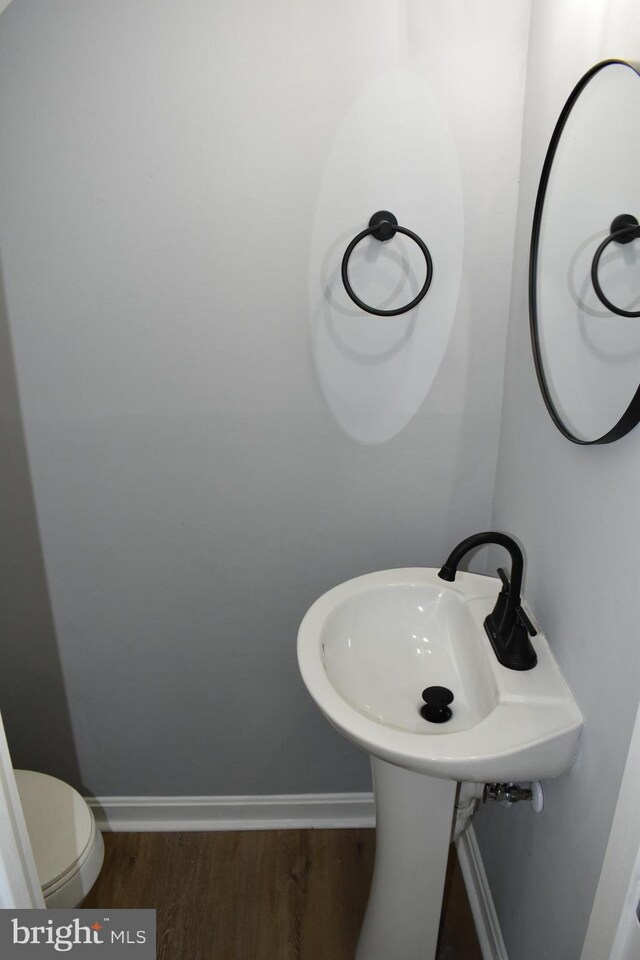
[487,567,510,633]
[515,604,537,637]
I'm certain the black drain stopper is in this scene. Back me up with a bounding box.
[420,686,454,724]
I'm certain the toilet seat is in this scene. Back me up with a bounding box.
[14,769,104,907]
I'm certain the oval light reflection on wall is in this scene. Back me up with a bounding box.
[309,70,463,445]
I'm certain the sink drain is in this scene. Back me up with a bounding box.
[420,686,454,723]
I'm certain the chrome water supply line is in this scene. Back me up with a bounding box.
[484,781,544,812]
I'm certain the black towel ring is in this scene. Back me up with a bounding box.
[341,211,433,316]
[591,214,640,317]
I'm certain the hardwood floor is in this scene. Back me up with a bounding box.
[84,830,482,960]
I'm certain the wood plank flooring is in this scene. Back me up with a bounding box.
[84,830,482,960]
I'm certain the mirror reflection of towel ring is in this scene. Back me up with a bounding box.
[591,214,640,317]
[341,211,434,316]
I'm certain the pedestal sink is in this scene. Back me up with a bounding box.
[297,568,583,960]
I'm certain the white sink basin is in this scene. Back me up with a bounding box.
[298,568,583,782]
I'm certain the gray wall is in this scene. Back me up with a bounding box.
[475,2,640,958]
[0,259,81,788]
[0,1,530,797]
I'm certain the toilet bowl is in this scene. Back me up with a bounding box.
[14,769,104,908]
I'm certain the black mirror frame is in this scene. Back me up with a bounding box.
[529,58,640,445]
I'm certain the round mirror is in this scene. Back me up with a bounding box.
[530,59,640,444]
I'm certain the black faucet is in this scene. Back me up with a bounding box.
[438,531,537,671]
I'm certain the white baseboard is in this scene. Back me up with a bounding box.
[87,792,376,833]
[456,825,508,960]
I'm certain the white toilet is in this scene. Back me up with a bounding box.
[14,769,105,908]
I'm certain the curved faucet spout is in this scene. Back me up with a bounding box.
[438,531,523,601]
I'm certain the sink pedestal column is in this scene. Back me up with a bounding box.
[356,758,457,960]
